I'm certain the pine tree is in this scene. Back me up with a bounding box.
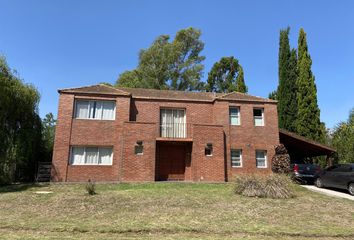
[296,28,323,142]
[277,28,298,132]
[206,56,248,93]
[235,65,248,93]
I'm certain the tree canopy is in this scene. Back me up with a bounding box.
[0,56,43,183]
[331,108,354,164]
[116,27,205,91]
[42,113,56,162]
[205,56,247,93]
[235,65,248,93]
[296,28,324,142]
[277,27,298,132]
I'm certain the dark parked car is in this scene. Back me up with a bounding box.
[315,163,354,195]
[291,163,321,183]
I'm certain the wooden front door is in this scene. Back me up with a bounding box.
[157,143,186,181]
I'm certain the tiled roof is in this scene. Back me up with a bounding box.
[59,84,276,103]
[116,87,216,102]
[117,87,276,103]
[215,91,277,103]
[58,84,130,96]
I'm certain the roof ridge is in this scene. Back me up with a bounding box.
[117,86,212,94]
[59,84,131,95]
[99,84,131,95]
[215,91,277,102]
[59,84,103,92]
[215,91,235,99]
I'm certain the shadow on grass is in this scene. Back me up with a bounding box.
[0,183,50,193]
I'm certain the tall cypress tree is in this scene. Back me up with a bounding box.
[277,27,290,130]
[277,28,297,131]
[296,28,323,142]
[286,48,298,131]
[235,65,248,93]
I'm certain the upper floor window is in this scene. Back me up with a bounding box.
[253,108,264,126]
[160,108,186,138]
[229,107,240,125]
[70,146,113,165]
[231,149,242,167]
[256,150,267,168]
[75,100,115,120]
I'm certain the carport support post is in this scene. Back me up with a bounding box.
[326,154,333,167]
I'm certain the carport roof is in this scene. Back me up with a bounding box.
[279,129,336,158]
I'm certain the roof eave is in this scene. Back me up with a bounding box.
[214,98,278,104]
[279,129,336,153]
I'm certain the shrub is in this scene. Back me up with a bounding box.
[85,179,96,195]
[234,174,295,199]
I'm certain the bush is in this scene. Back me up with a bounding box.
[85,179,96,195]
[234,174,295,199]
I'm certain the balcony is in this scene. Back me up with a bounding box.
[158,123,192,141]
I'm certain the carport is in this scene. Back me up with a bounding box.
[279,129,336,166]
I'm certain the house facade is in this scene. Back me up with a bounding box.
[51,84,279,182]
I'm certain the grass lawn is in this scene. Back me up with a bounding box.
[0,183,353,239]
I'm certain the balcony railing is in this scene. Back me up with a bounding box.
[160,123,187,138]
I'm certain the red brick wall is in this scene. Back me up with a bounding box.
[132,99,214,137]
[121,122,157,182]
[192,125,225,182]
[51,93,131,182]
[51,93,74,181]
[52,91,279,182]
[226,102,279,180]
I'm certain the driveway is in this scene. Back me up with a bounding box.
[302,185,354,201]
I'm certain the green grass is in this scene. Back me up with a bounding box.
[0,183,353,239]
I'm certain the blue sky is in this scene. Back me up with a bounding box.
[0,0,353,128]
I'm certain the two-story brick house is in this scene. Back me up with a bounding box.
[51,84,279,182]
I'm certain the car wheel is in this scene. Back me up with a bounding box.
[315,178,323,188]
[348,183,354,196]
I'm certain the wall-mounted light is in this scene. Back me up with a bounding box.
[205,143,213,156]
[135,140,143,155]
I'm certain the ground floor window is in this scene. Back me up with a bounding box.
[231,149,242,167]
[70,146,113,165]
[256,150,267,168]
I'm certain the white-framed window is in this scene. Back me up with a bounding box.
[229,107,240,125]
[256,150,267,168]
[74,100,116,120]
[70,146,113,165]
[253,108,264,126]
[231,149,242,167]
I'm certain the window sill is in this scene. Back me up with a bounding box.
[74,118,116,121]
[70,164,113,166]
